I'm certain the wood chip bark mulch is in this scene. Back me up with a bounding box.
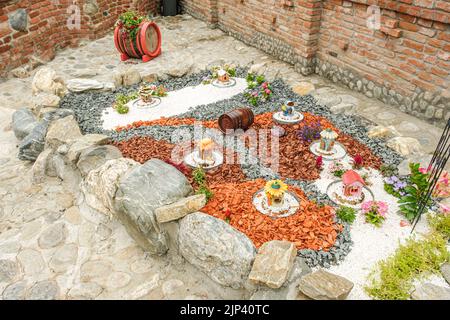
[114,111,383,181]
[201,179,342,251]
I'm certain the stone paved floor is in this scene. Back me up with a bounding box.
[0,14,446,300]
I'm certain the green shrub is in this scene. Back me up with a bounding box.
[428,213,450,239]
[365,232,449,300]
[192,167,213,202]
[115,92,138,115]
[336,206,357,224]
[398,163,430,222]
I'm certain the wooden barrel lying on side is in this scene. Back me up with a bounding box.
[114,21,162,62]
[218,108,255,134]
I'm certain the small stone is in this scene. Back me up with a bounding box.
[83,0,99,16]
[162,279,185,298]
[12,108,37,140]
[106,272,131,289]
[0,259,19,283]
[9,9,28,32]
[17,249,45,275]
[45,115,82,149]
[68,282,103,300]
[249,240,297,289]
[31,67,66,97]
[10,66,30,79]
[2,281,27,300]
[67,79,104,92]
[440,263,450,285]
[411,283,450,300]
[425,105,435,119]
[80,260,113,284]
[66,134,110,163]
[130,259,153,274]
[387,137,422,156]
[38,223,66,249]
[330,103,356,115]
[65,206,81,225]
[27,280,59,300]
[49,243,78,273]
[297,269,354,300]
[292,82,315,96]
[367,125,398,139]
[76,145,123,176]
[155,194,206,223]
[113,67,141,87]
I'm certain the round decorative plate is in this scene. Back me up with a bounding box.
[326,180,375,209]
[183,150,224,170]
[252,188,300,218]
[131,97,162,109]
[273,111,304,125]
[309,140,347,160]
[211,78,237,88]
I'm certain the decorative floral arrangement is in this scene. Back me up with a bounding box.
[224,209,232,223]
[316,156,323,169]
[429,170,449,199]
[352,154,364,169]
[398,163,431,222]
[164,159,191,176]
[202,64,236,84]
[384,175,408,198]
[144,83,167,97]
[114,91,139,114]
[362,201,388,227]
[244,73,273,106]
[329,160,345,178]
[115,11,148,40]
[297,121,322,143]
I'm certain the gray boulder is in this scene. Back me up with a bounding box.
[18,109,74,161]
[9,9,28,32]
[441,263,450,285]
[45,115,82,149]
[297,269,354,300]
[411,283,450,300]
[76,145,123,176]
[12,108,37,140]
[178,212,256,289]
[115,159,193,255]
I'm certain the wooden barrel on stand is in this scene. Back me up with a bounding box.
[114,21,161,62]
[218,108,255,134]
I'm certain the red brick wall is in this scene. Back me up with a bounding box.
[317,0,449,123]
[0,0,159,76]
[180,0,449,125]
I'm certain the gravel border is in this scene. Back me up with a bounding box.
[61,67,405,268]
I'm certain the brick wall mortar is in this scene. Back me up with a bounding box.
[180,0,449,127]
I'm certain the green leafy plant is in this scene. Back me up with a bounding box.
[361,201,388,227]
[365,232,449,300]
[192,167,214,202]
[428,213,450,239]
[384,175,408,199]
[116,11,148,40]
[244,73,273,106]
[398,163,430,222]
[335,205,357,224]
[114,91,138,115]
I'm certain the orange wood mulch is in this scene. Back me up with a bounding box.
[201,179,342,251]
[111,111,383,251]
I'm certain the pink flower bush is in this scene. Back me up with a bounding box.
[361,201,388,227]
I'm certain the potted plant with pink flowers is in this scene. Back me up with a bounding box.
[244,73,273,106]
[361,200,388,227]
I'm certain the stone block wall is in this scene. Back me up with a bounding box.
[0,0,159,76]
[180,0,449,126]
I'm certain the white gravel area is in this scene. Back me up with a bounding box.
[101,77,248,130]
[314,154,437,300]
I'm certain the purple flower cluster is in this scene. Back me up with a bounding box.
[297,121,322,143]
[385,175,407,196]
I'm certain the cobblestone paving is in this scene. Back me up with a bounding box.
[0,14,445,300]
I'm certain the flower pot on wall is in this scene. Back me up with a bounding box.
[114,21,162,62]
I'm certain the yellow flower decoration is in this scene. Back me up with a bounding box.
[264,179,288,197]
